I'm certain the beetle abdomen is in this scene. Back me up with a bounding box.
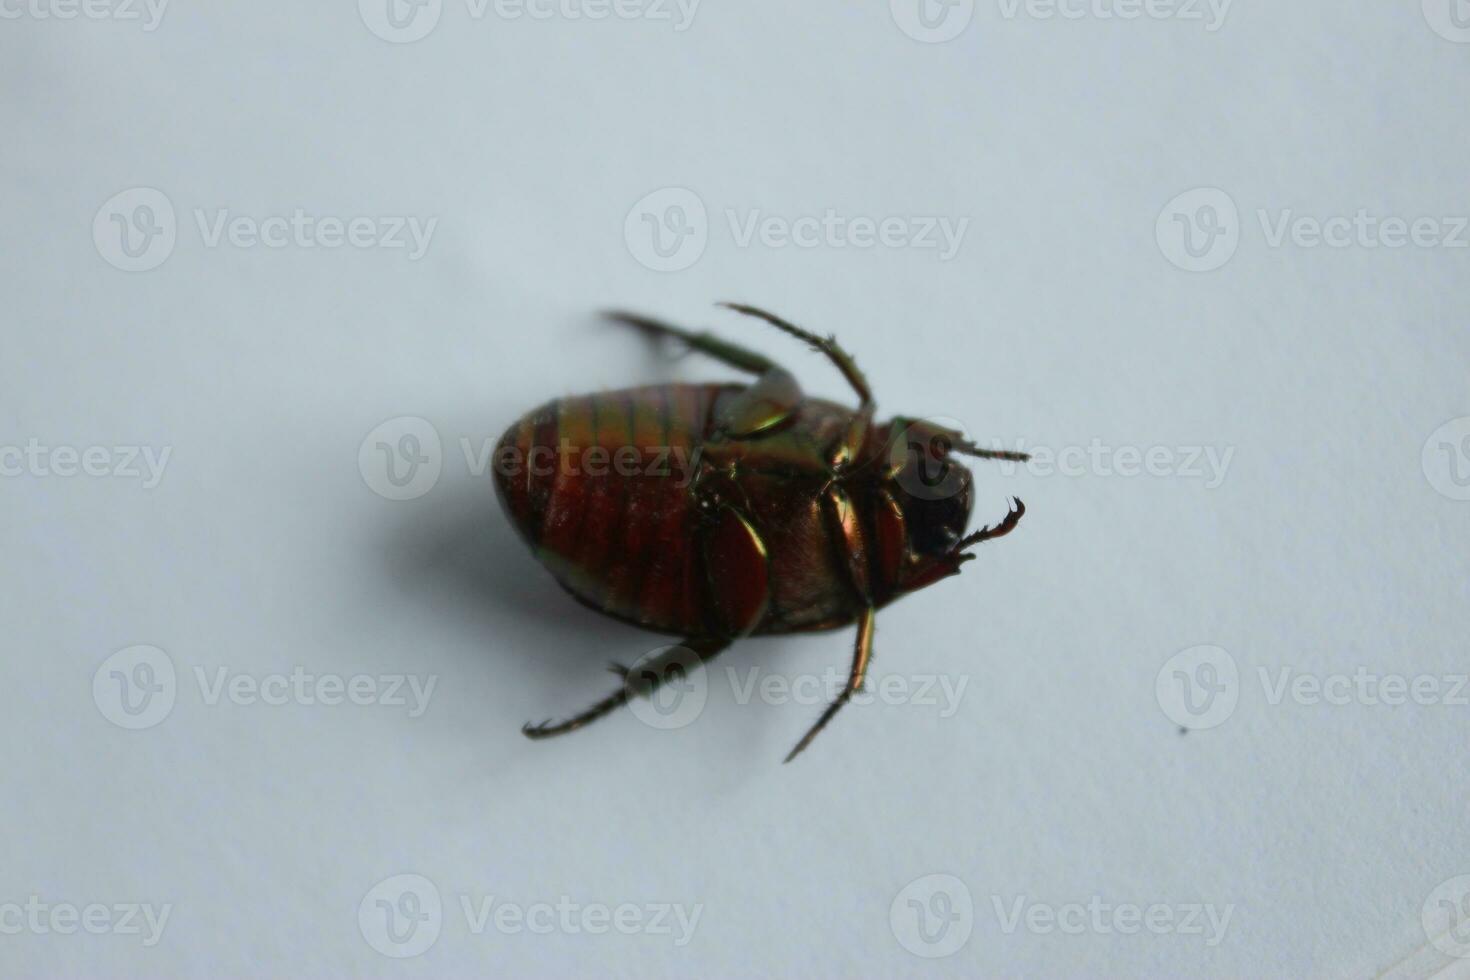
[494,383,738,634]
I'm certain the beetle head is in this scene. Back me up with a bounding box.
[879,418,976,558]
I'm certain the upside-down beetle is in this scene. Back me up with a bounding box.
[494,304,1028,761]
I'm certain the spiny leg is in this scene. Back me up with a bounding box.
[784,606,876,763]
[954,497,1026,553]
[901,498,1026,593]
[605,308,806,438]
[718,302,872,411]
[719,303,875,465]
[603,310,777,376]
[522,636,731,740]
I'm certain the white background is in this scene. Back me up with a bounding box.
[4,1,1470,976]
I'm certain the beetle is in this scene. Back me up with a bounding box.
[493,303,1028,761]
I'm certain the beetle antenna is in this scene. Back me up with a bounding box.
[949,436,1030,464]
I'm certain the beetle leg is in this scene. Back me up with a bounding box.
[718,303,873,412]
[521,636,731,740]
[783,606,876,763]
[953,497,1025,553]
[603,310,778,376]
[605,309,806,436]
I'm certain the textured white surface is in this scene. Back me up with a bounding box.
[3,2,1469,976]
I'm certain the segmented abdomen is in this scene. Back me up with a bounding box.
[494,383,737,634]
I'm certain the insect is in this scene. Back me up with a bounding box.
[494,303,1028,761]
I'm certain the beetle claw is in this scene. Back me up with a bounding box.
[954,498,1026,554]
